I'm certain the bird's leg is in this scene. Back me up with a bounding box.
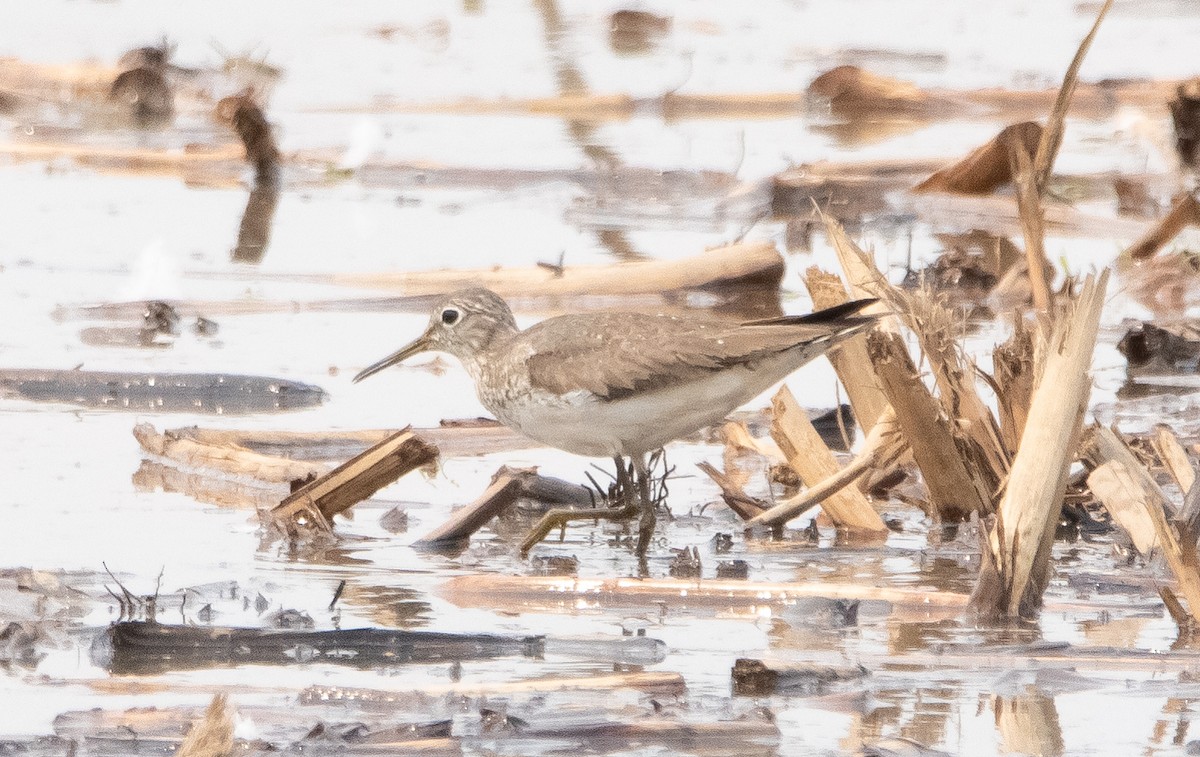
[519,456,640,557]
[612,455,635,508]
[633,453,655,558]
[519,503,638,556]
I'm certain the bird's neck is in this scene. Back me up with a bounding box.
[456,326,518,382]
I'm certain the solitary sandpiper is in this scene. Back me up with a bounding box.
[354,288,879,556]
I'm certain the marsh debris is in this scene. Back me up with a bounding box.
[0,369,325,413]
[102,620,545,675]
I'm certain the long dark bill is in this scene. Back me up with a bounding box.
[352,332,433,383]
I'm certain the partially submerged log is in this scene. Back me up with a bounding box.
[0,369,325,414]
[270,429,438,531]
[731,658,867,696]
[103,620,543,675]
[323,240,785,299]
[974,272,1108,619]
[134,423,324,484]
[440,575,970,616]
[414,466,593,548]
[301,670,687,700]
[808,65,944,117]
[1118,320,1200,375]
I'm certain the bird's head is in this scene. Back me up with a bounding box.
[353,288,518,383]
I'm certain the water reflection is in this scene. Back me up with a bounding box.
[533,0,646,263]
[1153,697,1195,749]
[993,692,1064,757]
[340,582,433,628]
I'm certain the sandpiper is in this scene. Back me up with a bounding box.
[354,288,878,556]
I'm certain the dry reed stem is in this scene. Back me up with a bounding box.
[869,331,991,520]
[1142,483,1200,624]
[803,267,892,434]
[1033,0,1114,188]
[1124,192,1200,260]
[175,693,234,757]
[1086,460,1164,558]
[696,461,769,521]
[991,320,1036,454]
[748,407,904,528]
[1011,143,1054,313]
[1153,424,1197,494]
[767,387,887,531]
[976,271,1107,618]
[272,429,438,524]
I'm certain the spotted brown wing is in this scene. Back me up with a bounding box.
[522,300,878,400]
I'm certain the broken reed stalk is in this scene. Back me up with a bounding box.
[271,429,438,529]
[1142,485,1200,625]
[1153,423,1197,493]
[175,693,234,757]
[869,330,990,520]
[1124,192,1200,260]
[1080,425,1167,556]
[415,467,528,546]
[1085,460,1161,558]
[696,461,768,520]
[748,407,903,528]
[904,289,1010,487]
[991,319,1036,454]
[1083,426,1200,624]
[973,270,1108,619]
[767,386,886,531]
[803,266,891,434]
[821,211,1000,520]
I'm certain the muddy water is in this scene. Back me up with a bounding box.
[4,1,1200,755]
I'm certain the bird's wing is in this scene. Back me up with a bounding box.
[522,302,877,400]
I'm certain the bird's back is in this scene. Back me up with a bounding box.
[505,304,877,400]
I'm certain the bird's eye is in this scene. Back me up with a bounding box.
[441,308,460,326]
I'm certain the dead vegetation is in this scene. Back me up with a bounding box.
[15,1,1200,753]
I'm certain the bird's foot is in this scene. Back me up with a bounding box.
[634,503,656,558]
[518,502,639,557]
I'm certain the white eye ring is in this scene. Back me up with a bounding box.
[441,308,461,326]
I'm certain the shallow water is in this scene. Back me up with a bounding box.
[3,1,1200,754]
